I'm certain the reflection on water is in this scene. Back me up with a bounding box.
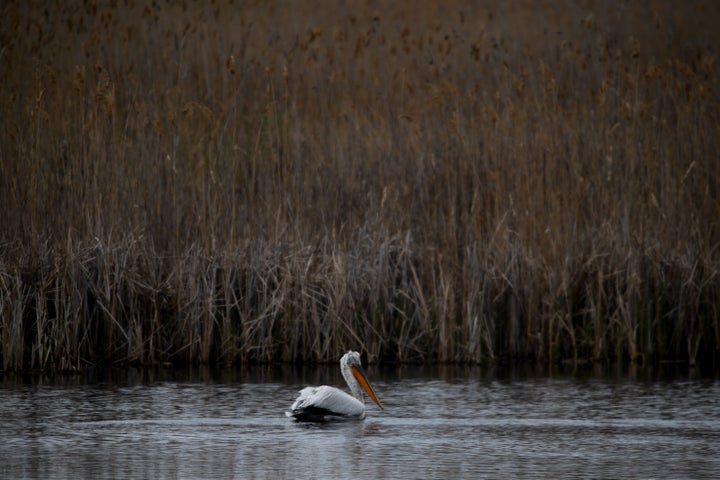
[1,364,719,479]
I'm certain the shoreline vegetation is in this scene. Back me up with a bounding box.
[1,1,719,372]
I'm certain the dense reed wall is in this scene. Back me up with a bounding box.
[1,1,719,370]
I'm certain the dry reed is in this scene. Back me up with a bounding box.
[1,1,719,371]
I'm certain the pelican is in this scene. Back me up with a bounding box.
[286,351,384,422]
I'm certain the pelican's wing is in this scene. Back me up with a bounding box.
[287,385,365,421]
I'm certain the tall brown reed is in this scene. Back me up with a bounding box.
[1,1,719,371]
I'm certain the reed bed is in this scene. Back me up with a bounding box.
[1,1,719,371]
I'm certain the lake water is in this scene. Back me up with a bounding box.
[1,364,718,479]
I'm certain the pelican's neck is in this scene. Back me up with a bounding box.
[341,358,364,402]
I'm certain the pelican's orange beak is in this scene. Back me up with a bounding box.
[351,365,384,410]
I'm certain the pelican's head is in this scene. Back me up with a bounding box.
[341,351,384,411]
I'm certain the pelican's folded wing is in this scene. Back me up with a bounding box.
[288,385,365,420]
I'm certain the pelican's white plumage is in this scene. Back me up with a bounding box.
[286,351,384,422]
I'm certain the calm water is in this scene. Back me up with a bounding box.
[1,364,719,479]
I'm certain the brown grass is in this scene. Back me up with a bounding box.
[1,1,719,371]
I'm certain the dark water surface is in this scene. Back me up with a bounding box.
[1,364,718,479]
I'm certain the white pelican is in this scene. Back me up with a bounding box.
[286,351,384,422]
